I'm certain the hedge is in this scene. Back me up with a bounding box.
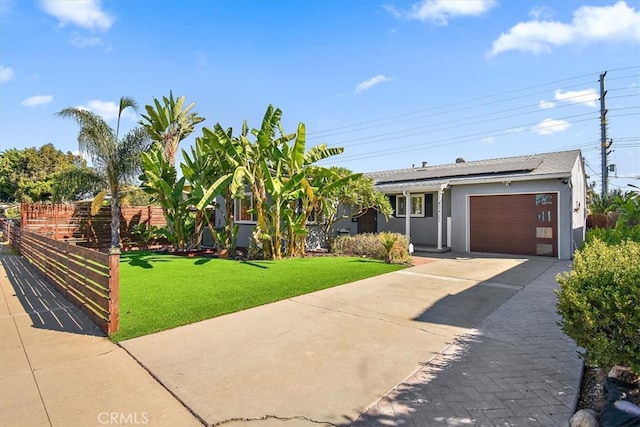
[556,238,640,373]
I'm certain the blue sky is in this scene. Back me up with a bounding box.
[1,0,638,192]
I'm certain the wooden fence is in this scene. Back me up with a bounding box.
[21,203,166,249]
[3,221,119,335]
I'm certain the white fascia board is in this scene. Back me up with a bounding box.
[447,172,571,186]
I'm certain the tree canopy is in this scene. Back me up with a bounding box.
[0,143,90,203]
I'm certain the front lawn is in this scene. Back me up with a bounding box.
[112,252,405,341]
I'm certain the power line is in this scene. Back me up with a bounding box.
[305,69,639,168]
[308,72,603,138]
[328,115,599,164]
[308,68,639,139]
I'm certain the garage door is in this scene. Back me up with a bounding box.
[470,193,557,257]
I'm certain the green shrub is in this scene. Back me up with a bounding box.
[331,232,410,263]
[556,239,640,373]
[378,232,410,264]
[332,233,384,259]
[3,206,20,219]
[130,223,163,245]
[585,224,640,246]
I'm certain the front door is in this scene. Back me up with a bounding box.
[358,209,377,234]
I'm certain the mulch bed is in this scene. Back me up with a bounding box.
[577,365,640,413]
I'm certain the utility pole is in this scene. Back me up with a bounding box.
[599,72,612,197]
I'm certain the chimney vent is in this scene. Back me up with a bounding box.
[421,161,428,168]
[456,157,466,163]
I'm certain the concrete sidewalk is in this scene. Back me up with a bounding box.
[0,244,202,427]
[121,254,582,426]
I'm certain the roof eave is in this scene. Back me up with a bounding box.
[375,172,572,194]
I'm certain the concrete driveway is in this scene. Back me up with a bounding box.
[121,254,556,426]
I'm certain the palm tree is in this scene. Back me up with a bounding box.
[57,97,150,250]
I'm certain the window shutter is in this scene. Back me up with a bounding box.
[388,195,396,216]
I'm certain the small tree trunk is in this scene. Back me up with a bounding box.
[193,210,203,249]
[224,190,236,257]
[111,191,121,249]
[273,208,281,260]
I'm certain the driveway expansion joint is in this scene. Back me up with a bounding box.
[288,298,449,337]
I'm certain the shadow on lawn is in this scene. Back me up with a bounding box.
[348,258,390,264]
[240,260,271,269]
[121,251,174,269]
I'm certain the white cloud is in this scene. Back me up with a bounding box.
[533,118,571,135]
[71,33,104,47]
[489,1,640,56]
[539,100,556,109]
[0,65,14,83]
[529,6,554,20]
[554,88,598,108]
[22,95,54,107]
[79,100,137,121]
[386,0,496,25]
[481,136,495,144]
[506,126,527,134]
[355,75,393,94]
[41,0,114,32]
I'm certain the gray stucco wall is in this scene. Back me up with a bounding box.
[210,194,255,249]
[570,157,587,251]
[449,179,573,259]
[376,191,450,247]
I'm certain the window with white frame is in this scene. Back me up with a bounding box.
[294,199,317,223]
[234,192,256,223]
[396,194,426,217]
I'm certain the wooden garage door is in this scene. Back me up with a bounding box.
[470,193,557,257]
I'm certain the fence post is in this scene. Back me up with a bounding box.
[54,204,59,240]
[62,241,70,298]
[107,247,120,335]
[21,203,26,229]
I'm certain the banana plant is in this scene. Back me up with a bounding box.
[139,146,191,251]
[277,122,350,257]
[248,107,349,259]
[182,134,236,252]
[610,191,640,227]
[287,167,362,256]
[139,91,205,167]
[179,105,349,259]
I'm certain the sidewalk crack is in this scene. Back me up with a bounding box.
[212,414,338,426]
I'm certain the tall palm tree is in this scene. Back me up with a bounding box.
[57,97,150,250]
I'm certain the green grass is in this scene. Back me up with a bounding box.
[112,252,405,341]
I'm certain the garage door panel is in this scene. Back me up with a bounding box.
[470,194,557,257]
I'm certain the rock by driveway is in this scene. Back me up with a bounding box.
[121,254,558,426]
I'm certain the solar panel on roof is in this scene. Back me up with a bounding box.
[377,158,542,184]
